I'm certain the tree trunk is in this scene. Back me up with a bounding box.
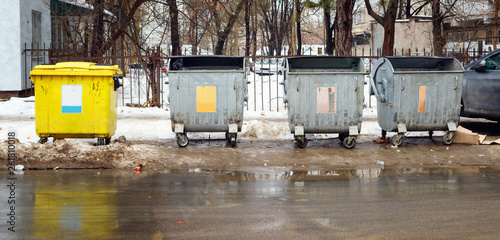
[428,0,459,56]
[245,0,250,56]
[190,12,197,55]
[251,6,257,56]
[276,0,289,56]
[168,0,180,56]
[295,0,302,55]
[324,10,334,55]
[382,18,396,56]
[494,0,499,50]
[334,0,354,56]
[90,0,105,57]
[290,14,297,55]
[215,0,245,55]
[405,0,411,18]
[431,0,445,56]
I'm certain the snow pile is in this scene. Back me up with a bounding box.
[0,97,35,116]
[240,120,293,140]
[0,138,162,168]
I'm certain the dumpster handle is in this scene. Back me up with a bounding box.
[296,77,299,92]
[370,76,387,103]
[369,58,385,102]
[369,72,382,101]
[401,77,405,91]
[113,74,123,91]
[453,76,458,90]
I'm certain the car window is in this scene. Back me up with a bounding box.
[485,53,500,70]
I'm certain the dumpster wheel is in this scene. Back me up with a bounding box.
[296,138,308,148]
[97,137,107,146]
[38,137,48,144]
[226,133,237,148]
[176,134,189,147]
[391,134,404,147]
[442,132,454,145]
[343,137,356,149]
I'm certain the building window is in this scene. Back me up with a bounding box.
[32,10,42,48]
[32,10,42,60]
[354,11,365,25]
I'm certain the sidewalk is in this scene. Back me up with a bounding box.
[1,96,499,170]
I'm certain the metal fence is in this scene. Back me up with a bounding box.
[23,46,484,112]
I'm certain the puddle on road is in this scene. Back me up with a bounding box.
[3,166,500,239]
[180,166,500,181]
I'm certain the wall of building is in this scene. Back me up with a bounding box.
[0,1,22,91]
[370,18,433,56]
[393,18,433,55]
[0,0,50,92]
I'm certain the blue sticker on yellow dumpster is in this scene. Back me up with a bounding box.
[61,85,82,114]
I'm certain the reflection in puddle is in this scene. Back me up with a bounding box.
[4,166,499,239]
[33,183,117,239]
[187,166,499,181]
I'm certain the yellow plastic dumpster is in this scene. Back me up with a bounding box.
[30,62,122,145]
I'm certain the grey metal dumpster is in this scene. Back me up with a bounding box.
[283,56,365,148]
[167,56,248,147]
[370,56,464,146]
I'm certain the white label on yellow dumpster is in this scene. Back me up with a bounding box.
[317,87,336,113]
[61,84,82,114]
[197,86,216,112]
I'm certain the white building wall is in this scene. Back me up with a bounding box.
[0,1,22,91]
[0,0,50,91]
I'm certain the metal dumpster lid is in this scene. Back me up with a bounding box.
[381,56,464,71]
[287,56,365,72]
[31,62,122,76]
[168,55,245,71]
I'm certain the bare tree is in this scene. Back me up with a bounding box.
[167,0,180,55]
[411,0,459,56]
[364,0,399,56]
[90,0,105,57]
[94,0,148,57]
[430,0,459,56]
[259,0,292,56]
[304,0,335,55]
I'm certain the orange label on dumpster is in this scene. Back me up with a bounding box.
[317,87,336,113]
[197,86,216,112]
[419,86,426,113]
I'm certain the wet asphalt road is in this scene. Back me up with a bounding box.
[1,167,500,239]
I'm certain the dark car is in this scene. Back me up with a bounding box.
[462,49,500,121]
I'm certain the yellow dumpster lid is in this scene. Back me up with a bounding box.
[30,62,122,76]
